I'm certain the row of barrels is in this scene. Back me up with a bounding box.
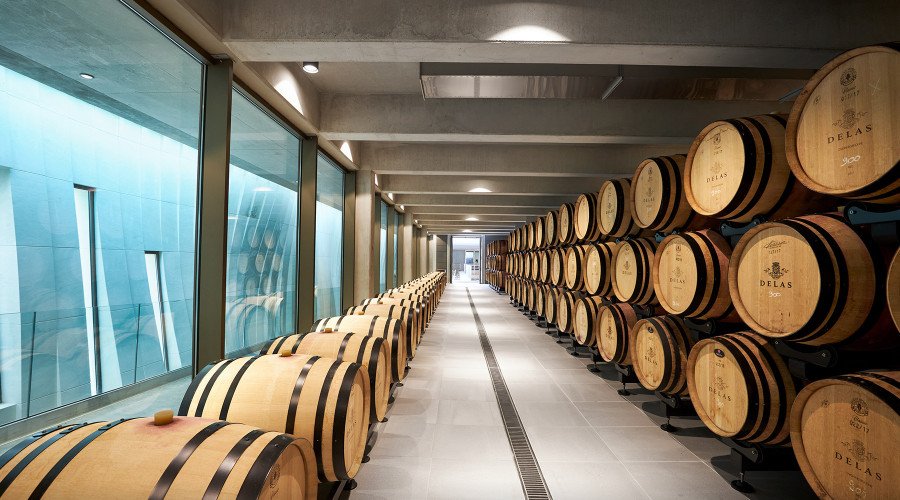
[486,240,509,291]
[508,280,899,499]
[508,216,900,349]
[509,44,898,254]
[0,274,445,498]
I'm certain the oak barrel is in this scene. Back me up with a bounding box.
[564,245,590,291]
[543,287,564,325]
[631,155,707,232]
[574,192,602,242]
[890,248,900,332]
[573,295,605,347]
[556,290,581,334]
[631,315,693,396]
[654,230,734,320]
[786,44,900,204]
[557,203,578,244]
[261,331,390,423]
[312,315,407,381]
[685,114,827,222]
[544,210,559,247]
[789,371,900,500]
[729,214,894,348]
[548,247,567,287]
[598,178,640,238]
[534,217,545,249]
[362,297,423,329]
[347,304,419,356]
[597,303,641,364]
[612,238,657,305]
[687,331,796,445]
[0,416,317,499]
[584,242,617,297]
[179,354,370,482]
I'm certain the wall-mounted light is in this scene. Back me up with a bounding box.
[468,187,491,193]
[374,174,379,187]
[302,62,319,74]
[340,141,353,161]
[79,73,95,80]
[387,192,394,201]
[399,204,405,210]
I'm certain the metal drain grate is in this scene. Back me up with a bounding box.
[466,288,552,500]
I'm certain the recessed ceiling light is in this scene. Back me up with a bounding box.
[253,186,273,192]
[468,187,491,193]
[302,62,319,74]
[465,217,479,221]
[462,229,472,233]
[79,73,94,80]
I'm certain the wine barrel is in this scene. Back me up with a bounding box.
[685,114,827,223]
[786,44,900,204]
[524,223,535,250]
[630,315,693,396]
[789,371,900,500]
[525,280,538,312]
[574,192,602,242]
[687,331,796,445]
[612,238,657,305]
[573,295,605,347]
[362,297,423,327]
[631,155,708,232]
[584,242,617,297]
[379,291,431,321]
[544,210,559,247]
[537,250,551,283]
[529,252,541,281]
[347,304,419,356]
[179,354,370,482]
[0,416,317,499]
[890,249,900,331]
[565,245,589,291]
[543,287,564,325]
[534,217,545,249]
[654,230,734,320]
[261,331,390,423]
[548,247,567,287]
[598,178,640,238]
[535,284,551,318]
[556,290,581,334]
[311,315,407,381]
[729,214,894,349]
[557,203,577,244]
[597,303,640,364]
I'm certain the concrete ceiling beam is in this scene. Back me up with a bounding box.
[382,175,609,196]
[397,194,573,208]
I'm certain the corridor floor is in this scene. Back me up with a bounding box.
[353,283,814,500]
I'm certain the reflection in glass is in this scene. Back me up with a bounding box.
[0,0,202,424]
[225,90,300,356]
[379,201,388,292]
[314,154,344,321]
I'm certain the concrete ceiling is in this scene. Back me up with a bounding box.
[179,0,899,234]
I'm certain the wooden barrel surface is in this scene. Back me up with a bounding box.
[729,214,891,348]
[544,210,559,247]
[537,250,551,283]
[631,155,706,232]
[654,230,733,320]
[573,295,605,347]
[0,416,317,499]
[556,290,581,334]
[565,245,590,291]
[179,354,370,482]
[311,315,407,381]
[597,303,640,364]
[598,178,640,238]
[549,247,567,287]
[786,44,900,204]
[890,248,900,332]
[687,331,796,445]
[534,217,545,249]
[379,291,432,320]
[544,287,564,325]
[261,331,390,423]
[631,315,693,396]
[584,242,617,297]
[347,304,419,356]
[574,192,602,242]
[789,371,900,500]
[612,238,657,305]
[685,114,826,223]
[535,284,550,318]
[362,297,423,328]
[557,203,577,244]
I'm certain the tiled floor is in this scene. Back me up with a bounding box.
[354,283,816,500]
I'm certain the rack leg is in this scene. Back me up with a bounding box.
[617,383,630,396]
[660,417,678,433]
[730,473,754,493]
[346,479,358,491]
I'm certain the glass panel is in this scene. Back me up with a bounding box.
[314,154,344,320]
[379,201,388,292]
[0,0,202,424]
[393,211,399,287]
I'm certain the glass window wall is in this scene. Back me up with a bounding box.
[379,201,388,292]
[0,0,203,424]
[314,153,344,320]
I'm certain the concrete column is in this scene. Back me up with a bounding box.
[401,213,414,283]
[297,136,318,331]
[418,231,427,277]
[353,171,376,303]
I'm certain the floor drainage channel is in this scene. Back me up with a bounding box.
[465,287,553,500]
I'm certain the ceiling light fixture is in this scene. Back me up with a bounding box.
[387,192,394,201]
[462,229,472,233]
[302,62,319,74]
[468,187,492,193]
[465,217,479,221]
[374,174,379,187]
[399,204,405,210]
[79,73,94,80]
[340,141,353,161]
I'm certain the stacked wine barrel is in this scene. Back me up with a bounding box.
[0,272,446,496]
[486,240,509,290]
[504,45,899,499]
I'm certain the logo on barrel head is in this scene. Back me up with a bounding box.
[714,376,727,390]
[714,348,725,358]
[269,464,281,488]
[841,440,876,463]
[764,262,788,280]
[851,397,869,417]
[840,67,857,87]
[713,132,721,145]
[833,109,867,129]
[673,266,683,279]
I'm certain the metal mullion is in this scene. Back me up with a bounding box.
[341,171,356,311]
[297,137,318,331]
